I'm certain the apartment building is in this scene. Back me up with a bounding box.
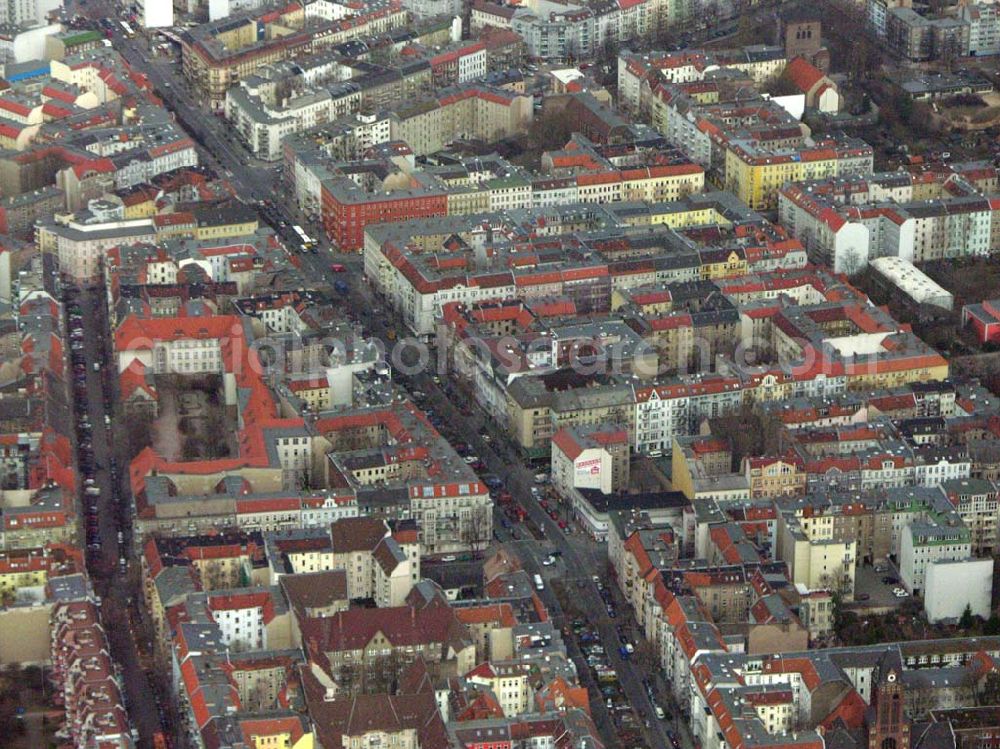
[620,64,868,212]
[743,452,807,499]
[225,74,363,161]
[886,7,970,61]
[136,0,172,27]
[777,510,857,597]
[389,85,533,157]
[671,435,748,502]
[0,0,59,26]
[111,303,489,551]
[37,216,157,282]
[325,517,420,605]
[114,315,236,375]
[962,2,1000,57]
[778,164,1000,272]
[290,124,707,250]
[299,596,476,691]
[551,424,631,496]
[900,519,972,594]
[50,601,132,749]
[866,0,912,39]
[617,45,787,115]
[181,2,408,109]
[725,135,873,211]
[510,0,596,61]
[940,478,999,556]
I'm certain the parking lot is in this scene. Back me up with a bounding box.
[853,562,910,610]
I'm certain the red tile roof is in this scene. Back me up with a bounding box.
[783,57,826,94]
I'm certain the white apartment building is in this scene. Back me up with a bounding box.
[899,520,972,593]
[860,457,915,491]
[0,0,60,27]
[402,0,462,20]
[208,0,267,22]
[467,667,531,717]
[618,0,651,40]
[225,83,362,161]
[963,3,1000,57]
[914,453,970,487]
[137,0,173,27]
[596,6,621,50]
[376,256,518,336]
[410,484,492,554]
[866,0,893,39]
[113,141,199,190]
[457,47,488,83]
[533,179,580,207]
[658,102,713,167]
[633,384,689,454]
[304,0,358,21]
[211,603,266,651]
[510,2,596,61]
[487,178,533,212]
[779,182,997,272]
[152,337,224,375]
[38,218,156,282]
[300,496,359,528]
[908,201,994,262]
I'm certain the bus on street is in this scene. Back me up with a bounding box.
[292,225,315,251]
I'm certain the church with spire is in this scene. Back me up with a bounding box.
[867,648,910,749]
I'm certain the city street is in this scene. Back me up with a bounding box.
[342,274,691,749]
[66,5,706,747]
[65,283,161,745]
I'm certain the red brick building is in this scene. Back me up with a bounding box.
[320,184,448,252]
[963,299,1000,345]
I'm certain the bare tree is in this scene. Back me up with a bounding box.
[937,34,960,74]
[709,404,785,470]
[839,247,864,277]
[462,505,493,557]
[125,411,154,460]
[703,1,721,28]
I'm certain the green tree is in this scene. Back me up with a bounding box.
[960,603,975,630]
[978,671,1000,706]
[984,613,1000,635]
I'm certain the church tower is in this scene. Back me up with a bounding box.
[867,648,909,749]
